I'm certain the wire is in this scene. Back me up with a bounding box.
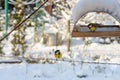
[1,55,120,65]
[29,57,120,65]
[0,0,48,42]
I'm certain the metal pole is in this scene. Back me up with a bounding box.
[34,1,39,42]
[5,0,8,39]
[36,1,39,7]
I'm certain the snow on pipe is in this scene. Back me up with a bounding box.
[72,0,120,24]
[8,0,40,5]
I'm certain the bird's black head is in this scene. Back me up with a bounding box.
[55,50,60,54]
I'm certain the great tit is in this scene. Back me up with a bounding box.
[88,23,97,32]
[55,50,62,59]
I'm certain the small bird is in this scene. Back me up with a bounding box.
[88,23,97,32]
[54,50,62,59]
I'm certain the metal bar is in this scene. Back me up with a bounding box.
[29,58,120,65]
[5,0,8,39]
[80,25,120,28]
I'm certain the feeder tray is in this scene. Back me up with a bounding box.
[72,25,120,37]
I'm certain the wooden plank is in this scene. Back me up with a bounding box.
[78,27,119,32]
[72,31,120,37]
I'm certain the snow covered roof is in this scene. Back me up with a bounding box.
[72,0,120,24]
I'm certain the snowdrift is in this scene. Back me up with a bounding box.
[72,0,120,24]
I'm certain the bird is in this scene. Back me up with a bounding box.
[54,50,62,59]
[88,23,101,32]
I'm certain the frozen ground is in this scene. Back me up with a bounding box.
[0,36,120,80]
[0,62,120,80]
[0,0,120,80]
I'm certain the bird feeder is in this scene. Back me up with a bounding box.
[72,24,120,37]
[71,0,120,37]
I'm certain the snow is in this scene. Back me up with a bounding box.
[72,0,120,24]
[0,0,120,80]
[0,63,26,80]
[1,63,120,80]
[1,37,120,80]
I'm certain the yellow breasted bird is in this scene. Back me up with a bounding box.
[88,23,97,32]
[55,50,62,59]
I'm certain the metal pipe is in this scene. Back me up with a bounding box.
[5,0,8,39]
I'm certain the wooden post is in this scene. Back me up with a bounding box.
[67,20,71,52]
[45,0,52,15]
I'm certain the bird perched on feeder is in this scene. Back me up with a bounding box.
[88,23,101,32]
[54,50,62,59]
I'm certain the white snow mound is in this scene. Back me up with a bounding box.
[72,0,120,24]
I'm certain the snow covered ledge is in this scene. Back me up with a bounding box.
[72,0,120,24]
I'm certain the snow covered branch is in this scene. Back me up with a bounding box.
[72,0,120,24]
[8,0,40,5]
